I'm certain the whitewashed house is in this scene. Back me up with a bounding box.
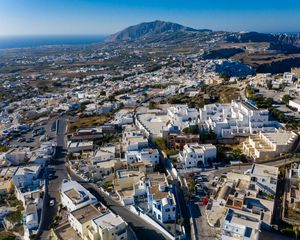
[178,143,217,168]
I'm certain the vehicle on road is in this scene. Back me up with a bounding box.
[49,199,55,207]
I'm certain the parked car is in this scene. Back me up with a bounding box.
[196,177,203,182]
[26,138,34,143]
[17,137,25,143]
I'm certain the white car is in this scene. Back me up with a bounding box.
[49,199,55,207]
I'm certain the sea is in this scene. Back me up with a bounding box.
[0,35,106,49]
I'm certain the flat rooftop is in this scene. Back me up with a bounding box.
[93,211,125,230]
[14,164,41,176]
[70,204,101,224]
[65,188,82,203]
[97,159,117,169]
[225,209,260,239]
[137,112,169,137]
[54,223,81,240]
[251,164,278,178]
[61,180,96,204]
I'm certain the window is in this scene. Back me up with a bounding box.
[165,208,170,212]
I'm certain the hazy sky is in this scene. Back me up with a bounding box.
[0,0,299,36]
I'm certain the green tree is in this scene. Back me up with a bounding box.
[149,101,157,110]
[100,90,106,96]
[282,94,292,105]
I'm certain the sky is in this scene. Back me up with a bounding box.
[0,0,300,36]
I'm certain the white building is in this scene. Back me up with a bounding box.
[122,127,148,151]
[178,143,217,168]
[249,164,278,196]
[283,72,294,84]
[61,180,97,212]
[125,148,160,166]
[152,195,176,224]
[89,211,128,240]
[67,141,94,153]
[289,99,300,112]
[12,164,43,201]
[24,203,39,231]
[69,204,102,238]
[167,105,199,130]
[199,100,277,138]
[92,146,115,165]
[68,204,128,240]
[135,111,170,138]
[146,173,176,223]
[289,163,300,178]
[222,209,261,240]
[111,110,134,126]
[1,149,30,165]
[243,130,298,160]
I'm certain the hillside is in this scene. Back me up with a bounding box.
[105,20,210,42]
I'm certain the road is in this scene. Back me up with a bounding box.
[38,116,69,240]
[196,156,300,181]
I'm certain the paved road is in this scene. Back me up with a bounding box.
[38,116,69,240]
[193,157,299,181]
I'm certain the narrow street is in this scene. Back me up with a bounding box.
[38,116,69,240]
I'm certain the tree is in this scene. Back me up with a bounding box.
[279,83,286,91]
[149,101,157,110]
[282,94,292,105]
[182,125,199,135]
[220,73,231,82]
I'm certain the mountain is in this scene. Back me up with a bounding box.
[104,20,300,74]
[105,20,211,42]
[106,20,300,49]
[226,32,300,48]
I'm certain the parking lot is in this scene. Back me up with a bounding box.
[187,172,219,239]
[2,118,57,150]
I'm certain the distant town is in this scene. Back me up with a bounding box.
[0,20,300,240]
